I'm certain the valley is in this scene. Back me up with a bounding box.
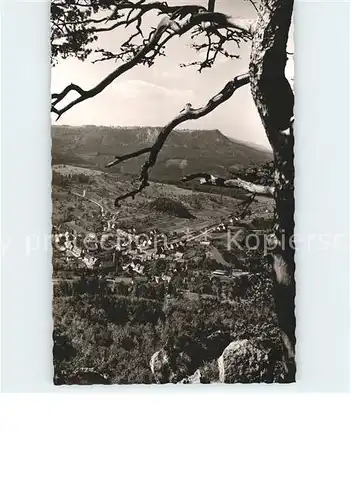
[51,126,285,385]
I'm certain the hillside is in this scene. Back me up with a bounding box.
[51,125,273,183]
[52,130,279,386]
[52,165,280,385]
[52,164,273,235]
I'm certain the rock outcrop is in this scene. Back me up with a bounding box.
[150,337,287,384]
[218,339,281,383]
[180,369,202,384]
[150,349,171,384]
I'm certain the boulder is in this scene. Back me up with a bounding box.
[180,369,202,384]
[218,339,278,383]
[150,349,171,384]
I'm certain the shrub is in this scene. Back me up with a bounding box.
[149,197,194,219]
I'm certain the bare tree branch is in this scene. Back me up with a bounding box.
[226,17,256,34]
[112,72,250,206]
[246,0,259,14]
[52,11,254,118]
[181,173,274,196]
[52,15,178,118]
[239,193,257,218]
[106,147,152,168]
[183,23,248,71]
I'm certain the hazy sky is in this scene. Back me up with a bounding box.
[51,0,294,148]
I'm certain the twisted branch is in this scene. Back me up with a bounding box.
[181,173,274,196]
[106,147,152,168]
[52,15,179,118]
[52,11,254,118]
[112,72,250,206]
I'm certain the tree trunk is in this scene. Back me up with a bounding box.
[250,0,295,375]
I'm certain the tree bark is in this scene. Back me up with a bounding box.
[250,0,295,373]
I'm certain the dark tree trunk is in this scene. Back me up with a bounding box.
[250,0,295,374]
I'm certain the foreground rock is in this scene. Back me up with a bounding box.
[150,349,201,383]
[180,369,202,384]
[150,337,288,384]
[218,339,283,383]
[150,349,171,384]
[150,331,233,383]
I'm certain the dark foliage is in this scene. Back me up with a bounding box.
[52,170,92,186]
[149,196,194,219]
[53,260,284,384]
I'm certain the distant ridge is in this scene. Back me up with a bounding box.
[227,136,271,153]
[52,125,273,182]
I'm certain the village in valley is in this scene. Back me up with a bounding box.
[52,187,258,303]
[51,137,276,385]
[51,150,279,385]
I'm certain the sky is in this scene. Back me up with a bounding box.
[51,0,294,149]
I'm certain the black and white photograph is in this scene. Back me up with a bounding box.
[3,2,351,499]
[51,0,295,385]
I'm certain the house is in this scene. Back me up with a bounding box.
[211,269,228,277]
[231,270,250,278]
[83,256,97,269]
[70,246,81,258]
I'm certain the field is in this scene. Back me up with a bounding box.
[52,164,273,234]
